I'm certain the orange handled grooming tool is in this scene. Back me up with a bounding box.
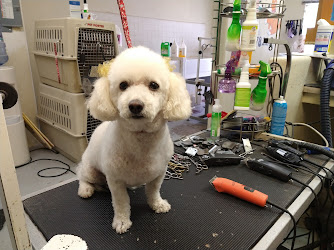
[209,176,268,207]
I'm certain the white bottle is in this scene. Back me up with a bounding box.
[179,39,187,58]
[171,39,179,58]
[240,0,258,51]
[234,63,251,110]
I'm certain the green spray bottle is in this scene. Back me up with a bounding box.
[226,0,241,51]
[250,61,272,111]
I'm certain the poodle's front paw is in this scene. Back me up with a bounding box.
[78,182,94,198]
[112,216,132,234]
[150,199,171,213]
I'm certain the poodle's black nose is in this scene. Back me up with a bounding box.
[129,99,144,114]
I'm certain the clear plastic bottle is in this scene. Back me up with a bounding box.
[226,0,241,51]
[218,59,236,93]
[211,99,222,138]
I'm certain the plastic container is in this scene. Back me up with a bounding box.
[226,0,241,51]
[161,42,171,57]
[234,63,251,110]
[270,96,287,136]
[240,0,258,52]
[211,99,222,138]
[171,39,179,57]
[250,61,271,111]
[6,115,30,166]
[218,59,236,93]
[314,19,334,53]
[33,18,119,93]
[179,39,187,58]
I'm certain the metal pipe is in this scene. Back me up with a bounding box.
[263,38,291,98]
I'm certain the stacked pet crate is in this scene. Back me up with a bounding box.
[34,18,119,162]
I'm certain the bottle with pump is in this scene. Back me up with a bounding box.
[234,62,251,110]
[270,96,287,136]
[211,99,222,138]
[218,59,236,93]
[226,0,242,51]
[240,0,258,51]
[171,39,179,58]
[250,61,272,111]
[179,39,187,58]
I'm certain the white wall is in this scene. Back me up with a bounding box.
[93,12,211,57]
[278,0,306,53]
[20,0,215,122]
[88,0,212,24]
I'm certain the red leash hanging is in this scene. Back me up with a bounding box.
[117,0,132,48]
[54,43,61,84]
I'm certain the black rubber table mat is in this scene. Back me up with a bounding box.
[24,142,328,250]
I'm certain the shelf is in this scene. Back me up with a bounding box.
[302,85,334,107]
[220,2,285,19]
[220,12,284,19]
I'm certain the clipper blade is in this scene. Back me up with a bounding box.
[209,175,218,187]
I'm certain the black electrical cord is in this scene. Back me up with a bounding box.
[284,231,311,241]
[290,176,319,206]
[326,198,334,248]
[267,200,297,250]
[15,157,76,178]
[267,62,283,117]
[302,158,334,176]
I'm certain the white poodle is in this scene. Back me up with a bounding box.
[77,46,192,234]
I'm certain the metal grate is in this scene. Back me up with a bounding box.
[77,28,116,79]
[86,111,102,142]
[35,28,64,54]
[39,95,71,130]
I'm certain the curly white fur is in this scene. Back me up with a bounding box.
[77,46,191,234]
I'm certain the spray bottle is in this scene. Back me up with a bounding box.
[218,59,236,93]
[211,99,222,138]
[226,0,242,51]
[234,62,251,110]
[240,0,258,51]
[270,96,287,136]
[250,61,272,111]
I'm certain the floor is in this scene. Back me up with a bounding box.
[0,116,207,250]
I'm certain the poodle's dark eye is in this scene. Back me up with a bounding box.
[119,81,129,91]
[149,82,159,91]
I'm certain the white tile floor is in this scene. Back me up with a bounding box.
[0,149,77,250]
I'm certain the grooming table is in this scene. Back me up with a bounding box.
[23,132,332,250]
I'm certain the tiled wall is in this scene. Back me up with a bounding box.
[92,11,214,58]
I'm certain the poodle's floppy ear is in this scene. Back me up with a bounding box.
[163,72,192,121]
[87,77,118,121]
